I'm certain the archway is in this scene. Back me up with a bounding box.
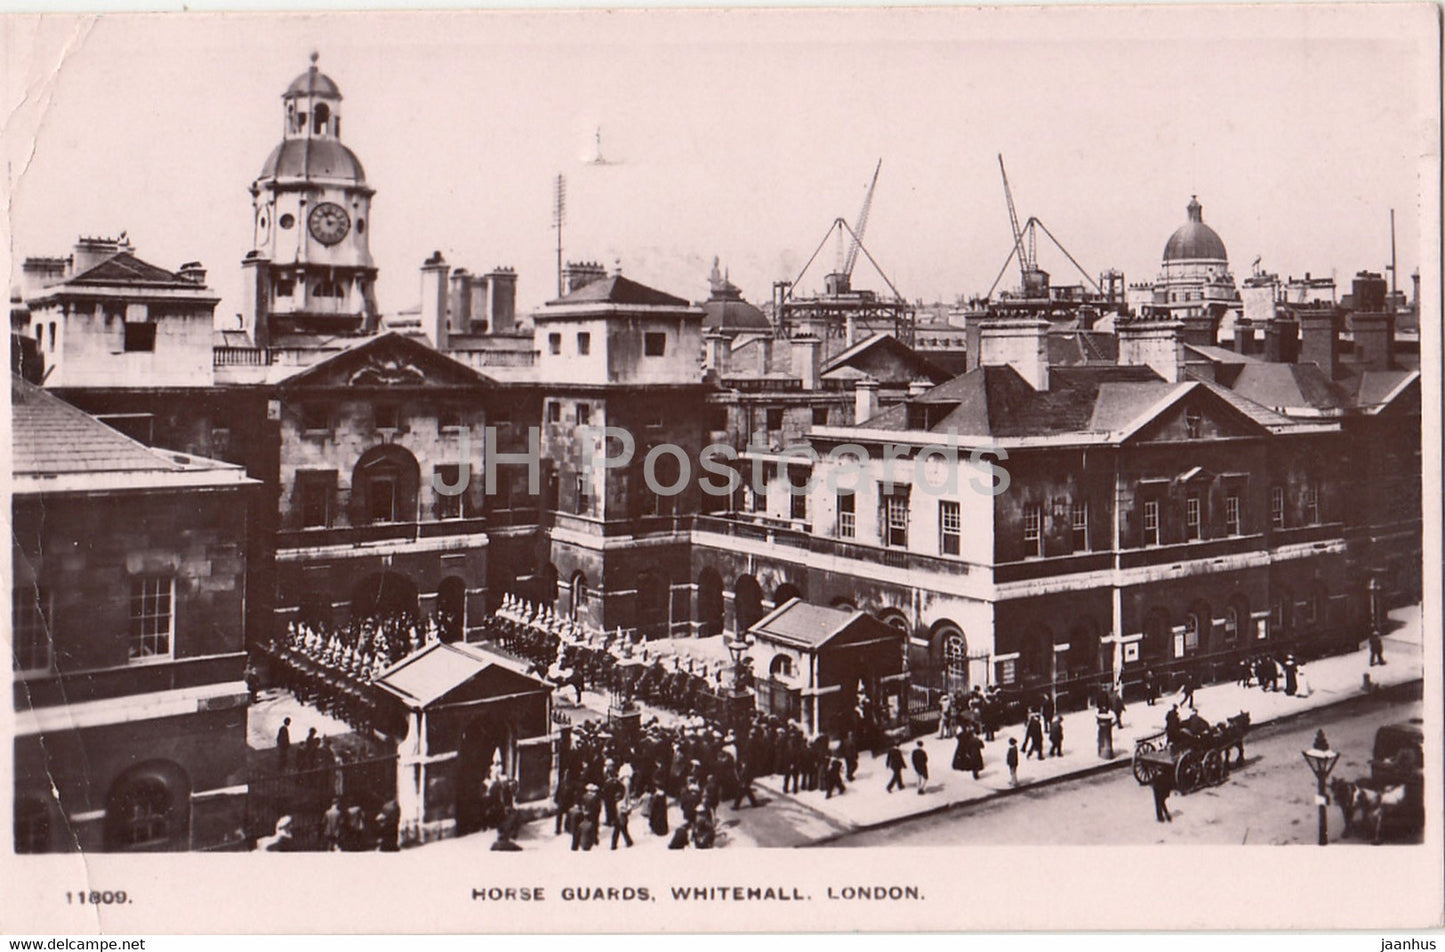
[437,577,467,643]
[637,572,670,640]
[773,582,804,608]
[569,572,589,622]
[830,597,858,612]
[454,715,512,837]
[876,609,911,639]
[696,568,724,637]
[297,590,331,631]
[1143,607,1171,662]
[1068,616,1102,683]
[930,621,968,693]
[1224,594,1251,647]
[734,575,763,634]
[1185,599,1212,657]
[104,761,190,852]
[350,572,420,624]
[351,444,420,525]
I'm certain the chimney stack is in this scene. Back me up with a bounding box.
[907,379,932,397]
[791,335,822,390]
[1179,311,1219,348]
[239,251,270,349]
[1117,316,1185,383]
[758,336,774,375]
[1296,306,1341,377]
[177,261,207,286]
[1349,311,1395,371]
[854,377,880,424]
[487,267,517,333]
[1264,314,1299,363]
[449,269,472,332]
[421,251,450,350]
[979,317,1050,390]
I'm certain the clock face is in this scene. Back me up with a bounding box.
[307,202,351,245]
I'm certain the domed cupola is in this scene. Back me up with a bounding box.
[1163,195,1228,263]
[242,52,379,341]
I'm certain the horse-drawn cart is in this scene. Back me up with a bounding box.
[1132,712,1251,794]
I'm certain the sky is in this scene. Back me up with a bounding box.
[4,6,1437,323]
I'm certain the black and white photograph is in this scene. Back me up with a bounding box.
[3,3,1441,934]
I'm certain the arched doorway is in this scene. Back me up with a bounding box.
[351,444,420,525]
[1143,607,1171,662]
[773,582,804,608]
[570,572,589,622]
[1185,600,1212,657]
[104,761,190,852]
[696,568,724,636]
[437,577,467,643]
[350,572,419,624]
[734,575,763,634]
[297,590,331,631]
[930,621,968,693]
[637,571,670,640]
[454,715,512,837]
[1224,595,1251,647]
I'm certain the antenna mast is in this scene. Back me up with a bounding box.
[1388,208,1398,300]
[553,174,567,298]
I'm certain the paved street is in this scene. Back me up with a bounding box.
[827,688,1423,847]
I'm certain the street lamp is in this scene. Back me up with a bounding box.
[1301,730,1342,846]
[725,632,754,693]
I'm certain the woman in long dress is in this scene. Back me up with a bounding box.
[648,785,669,836]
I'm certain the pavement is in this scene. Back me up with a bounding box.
[749,604,1424,840]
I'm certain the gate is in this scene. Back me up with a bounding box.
[246,753,398,851]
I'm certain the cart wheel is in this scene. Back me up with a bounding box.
[1133,756,1155,785]
[1176,751,1203,793]
[1202,749,1224,786]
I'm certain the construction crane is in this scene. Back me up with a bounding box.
[986,155,1102,301]
[841,159,882,278]
[999,154,1032,282]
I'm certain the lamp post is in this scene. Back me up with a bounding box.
[1301,730,1341,846]
[724,632,756,730]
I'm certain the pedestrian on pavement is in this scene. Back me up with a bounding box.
[885,741,907,793]
[1006,738,1020,787]
[824,757,847,799]
[952,726,983,779]
[276,716,292,772]
[1165,704,1181,747]
[911,740,929,795]
[1151,771,1173,822]
[840,732,859,782]
[322,799,343,851]
[1143,669,1157,706]
[1180,671,1196,708]
[1041,695,1056,728]
[611,793,635,849]
[1110,684,1126,728]
[649,785,670,837]
[1096,706,1116,759]
[1283,655,1299,696]
[1369,631,1387,666]
[1048,714,1064,757]
[1023,710,1046,761]
[938,693,954,740]
[983,687,1001,741]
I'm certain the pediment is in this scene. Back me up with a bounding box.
[280,332,491,391]
[1127,388,1269,444]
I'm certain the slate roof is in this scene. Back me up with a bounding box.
[749,598,864,650]
[1226,362,1351,413]
[546,274,690,308]
[373,641,546,709]
[11,376,246,490]
[821,333,952,385]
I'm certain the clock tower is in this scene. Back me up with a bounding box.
[241,53,379,344]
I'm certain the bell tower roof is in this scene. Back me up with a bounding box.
[284,51,342,100]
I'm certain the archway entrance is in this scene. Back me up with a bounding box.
[104,761,190,852]
[773,582,804,608]
[636,572,670,640]
[696,569,724,636]
[932,621,968,694]
[454,715,512,837]
[350,572,420,624]
[734,575,763,634]
[437,577,467,643]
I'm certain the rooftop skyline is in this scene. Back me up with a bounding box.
[6,7,1436,323]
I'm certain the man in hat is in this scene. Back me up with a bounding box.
[1006,738,1020,786]
[884,741,907,793]
[1369,630,1387,666]
[911,740,929,795]
[276,716,292,772]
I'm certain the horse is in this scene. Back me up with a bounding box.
[1328,777,1406,844]
[1221,711,1251,765]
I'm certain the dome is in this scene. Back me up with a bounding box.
[285,60,342,100]
[1163,196,1227,262]
[259,138,366,181]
